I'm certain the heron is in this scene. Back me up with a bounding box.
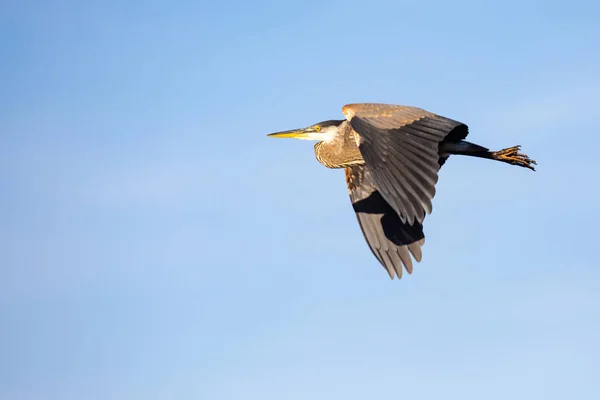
[267,103,536,280]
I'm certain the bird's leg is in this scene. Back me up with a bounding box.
[490,145,537,171]
[440,140,537,171]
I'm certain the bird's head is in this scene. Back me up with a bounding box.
[267,119,345,143]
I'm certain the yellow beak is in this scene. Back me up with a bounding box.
[267,128,314,139]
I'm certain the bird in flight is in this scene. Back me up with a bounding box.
[267,103,536,279]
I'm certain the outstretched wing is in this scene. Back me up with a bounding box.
[342,103,469,225]
[345,165,425,279]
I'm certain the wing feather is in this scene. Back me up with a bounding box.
[343,103,468,225]
[345,165,425,279]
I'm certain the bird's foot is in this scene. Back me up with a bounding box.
[491,145,537,171]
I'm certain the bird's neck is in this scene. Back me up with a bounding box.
[314,122,363,169]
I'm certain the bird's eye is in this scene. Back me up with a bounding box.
[314,125,321,132]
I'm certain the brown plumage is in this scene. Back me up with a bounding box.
[267,103,536,280]
[313,122,362,168]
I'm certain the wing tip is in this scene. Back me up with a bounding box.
[385,266,395,280]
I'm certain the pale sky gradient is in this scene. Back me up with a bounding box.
[1,1,600,399]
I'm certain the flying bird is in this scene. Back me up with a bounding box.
[267,103,536,279]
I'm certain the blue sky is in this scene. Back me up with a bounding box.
[1,0,600,399]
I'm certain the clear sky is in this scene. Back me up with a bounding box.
[1,1,600,399]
